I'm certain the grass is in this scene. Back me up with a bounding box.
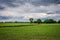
[0,23,60,40]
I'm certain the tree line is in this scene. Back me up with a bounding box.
[0,18,60,23]
[29,18,60,24]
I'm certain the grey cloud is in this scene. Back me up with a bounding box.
[0,16,12,20]
[0,0,60,21]
[0,0,19,7]
[29,0,60,6]
[0,0,60,7]
[0,0,60,14]
[13,0,60,6]
[0,6,5,10]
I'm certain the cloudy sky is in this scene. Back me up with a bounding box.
[0,0,60,22]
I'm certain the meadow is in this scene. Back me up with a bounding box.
[0,23,60,40]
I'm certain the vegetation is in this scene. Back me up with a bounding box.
[29,18,33,23]
[0,23,60,40]
[36,19,41,24]
[0,18,60,24]
[44,19,56,23]
[58,20,60,23]
[0,18,60,40]
[29,18,59,23]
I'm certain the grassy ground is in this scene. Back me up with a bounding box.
[0,23,60,40]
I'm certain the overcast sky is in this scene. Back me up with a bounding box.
[0,0,60,22]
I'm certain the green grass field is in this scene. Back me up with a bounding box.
[0,23,60,40]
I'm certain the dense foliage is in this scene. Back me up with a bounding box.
[58,20,60,23]
[29,18,59,23]
[44,19,56,23]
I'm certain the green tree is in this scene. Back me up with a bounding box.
[37,19,41,24]
[29,18,33,23]
[44,19,56,23]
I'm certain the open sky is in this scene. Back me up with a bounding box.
[0,0,60,22]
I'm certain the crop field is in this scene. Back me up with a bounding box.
[0,23,60,40]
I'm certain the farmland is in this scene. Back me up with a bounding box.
[0,23,60,40]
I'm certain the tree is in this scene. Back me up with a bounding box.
[37,19,41,24]
[29,18,33,23]
[44,19,56,23]
[58,20,60,23]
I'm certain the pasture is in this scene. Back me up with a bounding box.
[0,23,60,40]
